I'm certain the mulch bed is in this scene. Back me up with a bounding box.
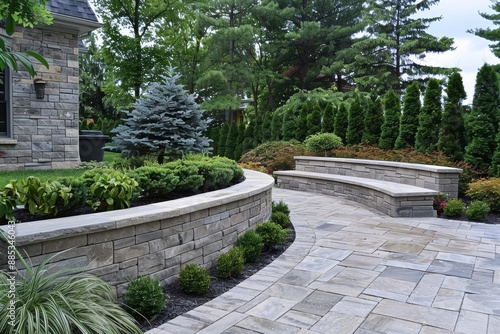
[139,228,296,331]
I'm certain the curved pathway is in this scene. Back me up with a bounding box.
[147,188,500,334]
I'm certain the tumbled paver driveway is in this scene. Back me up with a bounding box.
[147,188,500,334]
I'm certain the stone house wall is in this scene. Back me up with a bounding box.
[0,25,80,170]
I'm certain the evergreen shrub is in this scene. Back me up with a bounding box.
[129,166,179,197]
[125,276,167,320]
[216,247,245,278]
[178,264,211,295]
[271,211,291,228]
[235,230,264,263]
[443,199,465,217]
[255,221,288,249]
[466,201,490,221]
[272,200,290,216]
[304,132,342,156]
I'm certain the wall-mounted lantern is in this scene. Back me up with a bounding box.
[33,79,47,99]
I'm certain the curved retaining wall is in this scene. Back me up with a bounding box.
[0,169,274,297]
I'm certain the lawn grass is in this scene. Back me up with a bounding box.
[0,152,122,188]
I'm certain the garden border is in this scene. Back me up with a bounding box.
[0,169,274,297]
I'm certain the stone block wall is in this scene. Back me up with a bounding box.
[294,157,462,198]
[0,26,80,170]
[0,170,274,297]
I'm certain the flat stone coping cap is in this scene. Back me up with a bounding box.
[275,170,439,197]
[1,169,274,245]
[294,156,463,174]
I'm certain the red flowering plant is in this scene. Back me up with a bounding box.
[433,192,449,215]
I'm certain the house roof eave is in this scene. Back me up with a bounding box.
[50,12,103,36]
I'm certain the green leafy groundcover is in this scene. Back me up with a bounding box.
[0,154,244,224]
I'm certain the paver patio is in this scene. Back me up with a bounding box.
[146,188,500,333]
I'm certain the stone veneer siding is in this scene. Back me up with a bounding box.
[0,170,274,297]
[0,26,80,170]
[294,156,462,199]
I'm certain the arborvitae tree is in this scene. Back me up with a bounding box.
[112,73,211,164]
[334,102,348,143]
[217,122,230,157]
[465,64,500,169]
[395,81,421,149]
[378,89,401,149]
[415,78,442,153]
[322,103,335,133]
[307,104,322,136]
[296,103,309,141]
[224,121,238,160]
[243,119,255,153]
[261,112,273,142]
[282,108,297,141]
[490,130,500,176]
[362,91,384,144]
[234,121,246,161]
[207,126,219,155]
[437,72,467,161]
[271,111,282,141]
[253,115,263,147]
[346,93,365,145]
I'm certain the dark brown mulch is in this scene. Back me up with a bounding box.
[139,228,296,332]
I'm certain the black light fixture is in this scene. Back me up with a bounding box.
[33,79,46,99]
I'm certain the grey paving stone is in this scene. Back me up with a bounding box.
[380,241,426,254]
[245,296,297,321]
[311,311,364,334]
[462,293,500,315]
[435,252,477,264]
[308,247,352,261]
[264,282,313,301]
[364,277,416,302]
[372,299,459,330]
[341,253,383,270]
[292,290,343,316]
[277,309,321,328]
[359,314,421,334]
[455,310,488,334]
[236,315,302,334]
[278,269,322,286]
[196,312,247,334]
[432,288,465,311]
[330,296,377,317]
[427,259,474,278]
[378,266,425,283]
[488,315,500,334]
[294,256,339,273]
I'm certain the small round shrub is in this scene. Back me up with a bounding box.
[443,199,465,218]
[216,247,245,278]
[255,221,288,249]
[467,178,500,212]
[304,133,343,156]
[125,276,167,320]
[178,264,211,295]
[272,200,290,216]
[433,192,449,215]
[271,211,291,228]
[235,230,264,263]
[466,201,490,222]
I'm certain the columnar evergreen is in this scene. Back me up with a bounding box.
[224,121,238,160]
[437,72,467,161]
[378,89,401,149]
[334,102,348,143]
[362,91,384,144]
[465,64,500,169]
[282,108,297,140]
[261,112,273,142]
[322,103,335,133]
[217,122,230,157]
[112,73,211,164]
[395,81,421,149]
[490,131,500,176]
[253,115,263,147]
[234,121,246,161]
[415,78,442,153]
[271,111,282,141]
[296,103,309,141]
[346,93,365,145]
[243,119,255,152]
[307,104,322,136]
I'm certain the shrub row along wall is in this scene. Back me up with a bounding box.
[295,156,462,198]
[0,170,274,298]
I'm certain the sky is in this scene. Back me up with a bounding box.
[422,0,499,105]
